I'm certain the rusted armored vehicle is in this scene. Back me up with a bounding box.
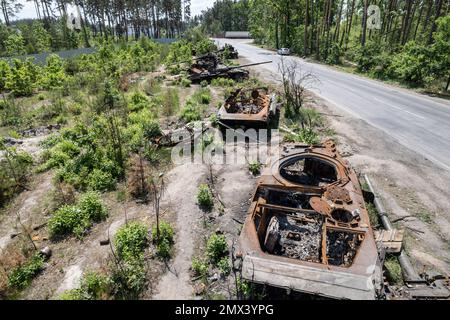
[217,88,279,128]
[188,61,271,83]
[239,140,383,300]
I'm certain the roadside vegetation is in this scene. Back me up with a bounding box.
[201,1,450,93]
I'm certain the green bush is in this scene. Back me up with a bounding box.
[248,161,262,175]
[181,78,192,87]
[217,257,231,276]
[60,272,109,300]
[191,257,208,278]
[48,205,90,238]
[197,184,213,209]
[5,59,37,96]
[206,233,228,264]
[143,120,162,140]
[115,222,149,261]
[0,60,10,92]
[180,100,202,123]
[211,78,235,87]
[110,259,147,300]
[78,191,108,222]
[128,91,149,112]
[87,168,116,191]
[152,221,174,259]
[8,253,44,290]
[40,54,69,90]
[200,80,208,88]
[48,193,108,239]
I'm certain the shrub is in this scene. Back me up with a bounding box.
[40,54,68,90]
[0,60,10,92]
[109,259,147,300]
[161,87,180,116]
[180,101,202,123]
[5,59,37,97]
[128,91,149,112]
[217,257,231,276]
[248,161,262,175]
[197,184,213,209]
[8,253,44,290]
[78,191,108,222]
[48,205,90,238]
[200,80,208,88]
[211,77,234,87]
[152,221,174,259]
[115,222,149,261]
[191,257,208,278]
[143,120,162,140]
[87,169,116,191]
[181,78,192,87]
[206,233,228,264]
[60,272,109,300]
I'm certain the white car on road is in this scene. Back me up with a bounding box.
[277,48,291,55]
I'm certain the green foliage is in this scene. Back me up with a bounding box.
[211,77,235,87]
[0,59,10,91]
[0,144,33,207]
[385,255,403,285]
[284,128,319,145]
[143,120,162,140]
[40,54,69,90]
[200,80,209,88]
[128,91,149,112]
[217,257,231,276]
[87,168,116,191]
[8,253,44,290]
[115,222,149,261]
[248,161,262,175]
[48,205,90,238]
[192,88,212,105]
[161,87,180,116]
[152,221,174,259]
[48,192,108,239]
[206,233,228,264]
[197,184,213,210]
[78,191,108,222]
[5,33,26,56]
[5,59,38,96]
[109,258,147,300]
[389,41,435,87]
[191,257,209,278]
[180,100,202,123]
[60,272,109,300]
[181,78,192,87]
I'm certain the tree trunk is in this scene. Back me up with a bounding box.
[428,0,443,44]
[361,0,368,47]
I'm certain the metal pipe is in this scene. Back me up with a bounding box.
[364,174,424,284]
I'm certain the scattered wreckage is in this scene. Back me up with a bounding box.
[217,88,280,128]
[239,140,384,300]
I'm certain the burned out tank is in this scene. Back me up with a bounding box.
[217,88,280,128]
[188,61,272,83]
[238,140,383,300]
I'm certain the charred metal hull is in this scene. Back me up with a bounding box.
[239,141,382,300]
[218,88,279,129]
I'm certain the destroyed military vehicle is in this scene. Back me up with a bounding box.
[188,61,271,83]
[239,140,383,300]
[217,88,279,128]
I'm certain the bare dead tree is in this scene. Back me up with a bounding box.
[149,172,166,242]
[278,57,318,120]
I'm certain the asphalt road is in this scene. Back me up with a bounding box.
[214,38,450,172]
